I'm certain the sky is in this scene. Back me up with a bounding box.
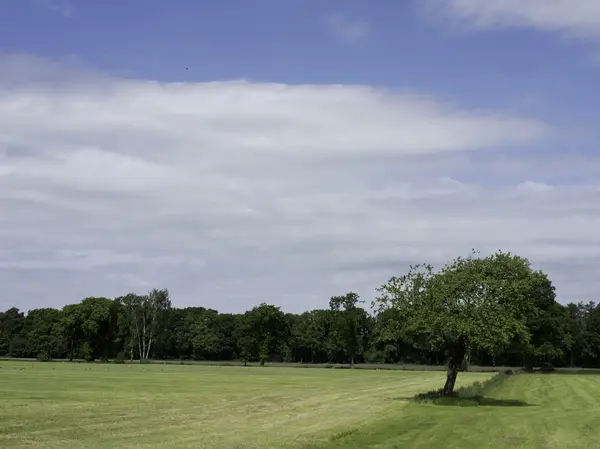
[1,0,600,313]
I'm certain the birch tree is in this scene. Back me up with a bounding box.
[119,289,171,361]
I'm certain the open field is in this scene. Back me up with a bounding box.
[0,362,599,448]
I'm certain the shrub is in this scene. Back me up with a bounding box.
[538,364,556,373]
[114,351,126,364]
[82,342,94,362]
[259,341,269,366]
[36,351,51,362]
[280,344,294,363]
[460,357,470,372]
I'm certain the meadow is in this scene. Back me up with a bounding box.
[0,362,598,448]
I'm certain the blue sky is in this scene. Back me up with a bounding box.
[4,0,600,108]
[1,0,600,312]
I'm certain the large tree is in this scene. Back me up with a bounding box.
[329,292,368,368]
[375,250,553,395]
[0,308,24,357]
[61,297,116,361]
[234,304,288,365]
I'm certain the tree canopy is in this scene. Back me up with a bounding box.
[1,250,599,383]
[375,251,557,393]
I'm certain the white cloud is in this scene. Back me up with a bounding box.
[424,0,600,39]
[1,54,599,313]
[514,180,555,194]
[326,13,371,44]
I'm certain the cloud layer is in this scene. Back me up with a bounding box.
[425,0,600,39]
[1,55,598,312]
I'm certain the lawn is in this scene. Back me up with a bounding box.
[0,362,598,448]
[318,372,600,449]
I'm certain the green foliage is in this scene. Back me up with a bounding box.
[375,250,556,393]
[329,292,370,367]
[114,351,126,364]
[259,339,269,366]
[0,308,24,356]
[82,341,94,362]
[36,351,51,362]
[116,289,172,361]
[1,249,599,372]
[234,303,289,364]
[280,344,294,362]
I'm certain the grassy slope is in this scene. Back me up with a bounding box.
[1,362,599,448]
[0,362,488,448]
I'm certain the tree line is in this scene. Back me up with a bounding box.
[2,251,600,379]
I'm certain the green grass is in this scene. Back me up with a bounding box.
[1,362,599,448]
[315,373,600,449]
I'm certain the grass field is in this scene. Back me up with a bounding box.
[0,362,598,448]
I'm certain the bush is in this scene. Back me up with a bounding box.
[82,342,94,362]
[259,341,269,366]
[460,357,470,372]
[36,351,51,362]
[280,345,294,363]
[538,364,556,373]
[114,351,126,364]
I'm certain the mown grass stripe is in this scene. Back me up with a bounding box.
[3,362,600,448]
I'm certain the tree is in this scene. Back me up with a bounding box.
[18,308,66,359]
[376,251,552,395]
[5,270,600,369]
[189,309,222,360]
[329,292,368,368]
[117,289,171,361]
[0,308,24,356]
[61,297,116,361]
[565,302,600,367]
[302,310,334,363]
[234,304,288,364]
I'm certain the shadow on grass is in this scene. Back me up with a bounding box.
[403,372,537,407]
[392,395,534,407]
[433,396,533,407]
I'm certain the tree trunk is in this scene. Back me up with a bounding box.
[145,339,153,360]
[442,343,466,395]
[350,355,355,369]
[68,338,74,362]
